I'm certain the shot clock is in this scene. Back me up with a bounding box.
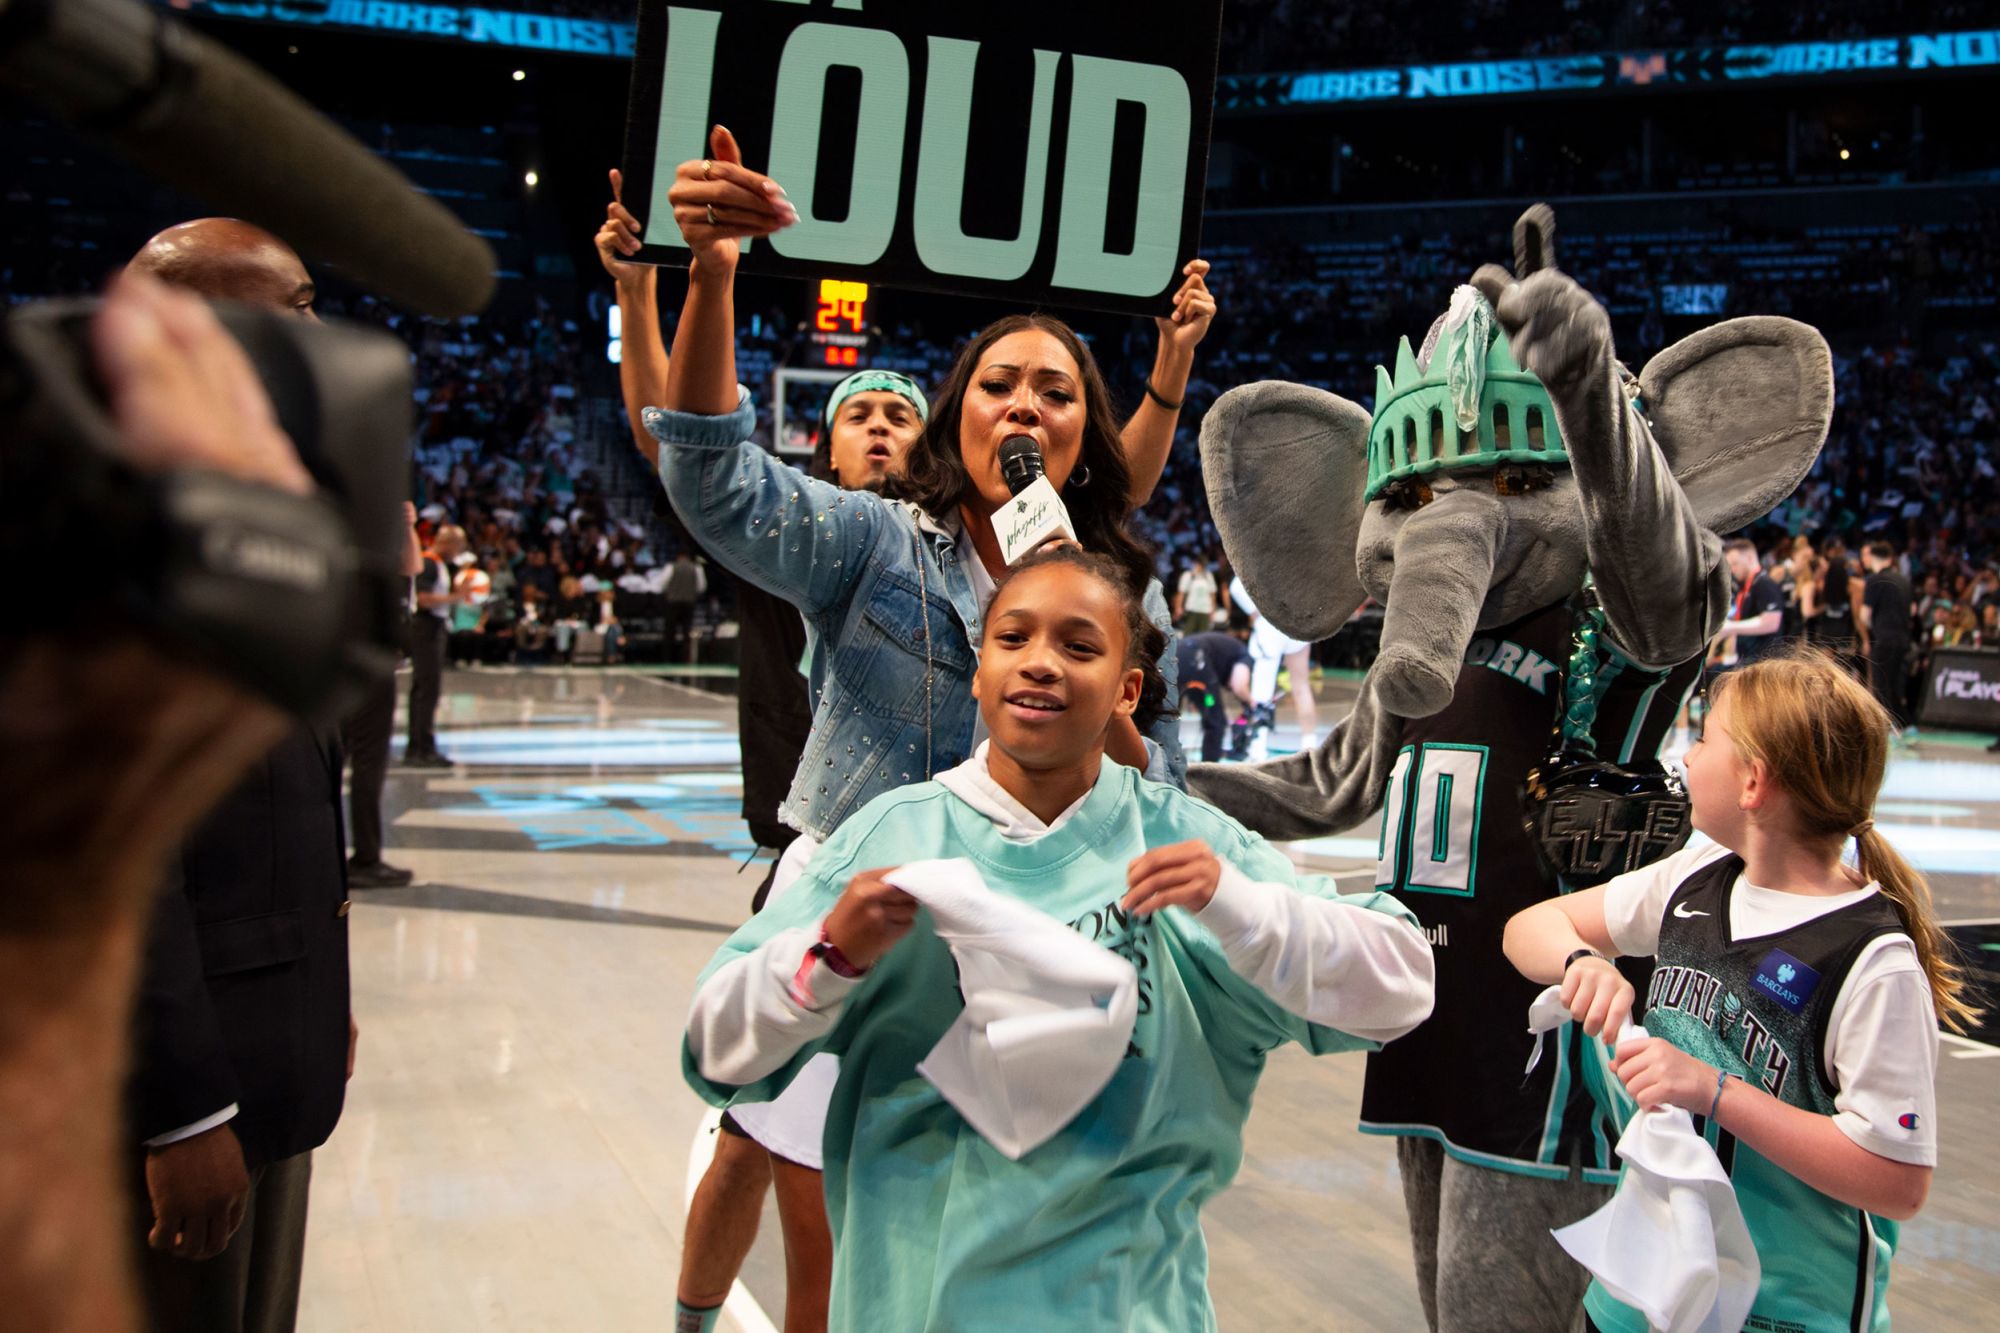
[810,277,872,368]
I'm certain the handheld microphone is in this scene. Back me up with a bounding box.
[995,436,1079,565]
[0,0,497,317]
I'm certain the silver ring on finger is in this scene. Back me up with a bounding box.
[705,204,717,226]
[701,159,713,180]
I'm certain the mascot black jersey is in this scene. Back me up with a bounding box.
[1358,599,1701,1179]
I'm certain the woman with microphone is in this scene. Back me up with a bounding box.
[642,126,1212,841]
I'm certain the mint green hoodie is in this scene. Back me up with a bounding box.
[684,759,1428,1331]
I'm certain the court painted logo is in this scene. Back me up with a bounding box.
[445,779,758,855]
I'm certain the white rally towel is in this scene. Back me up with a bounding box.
[1523,982,1579,1076]
[1524,987,1760,1333]
[884,858,1138,1161]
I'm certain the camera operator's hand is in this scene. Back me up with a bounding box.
[144,1124,251,1261]
[7,271,316,929]
[93,270,314,496]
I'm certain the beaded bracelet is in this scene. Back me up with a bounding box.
[1707,1067,1731,1122]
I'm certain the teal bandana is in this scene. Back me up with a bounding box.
[825,370,929,426]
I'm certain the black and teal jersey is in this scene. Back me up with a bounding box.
[1587,853,1910,1333]
[1359,599,1701,1180]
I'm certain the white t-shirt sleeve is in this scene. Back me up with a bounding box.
[1601,840,1735,958]
[763,834,821,908]
[1195,862,1435,1043]
[1825,936,1938,1167]
[686,924,863,1085]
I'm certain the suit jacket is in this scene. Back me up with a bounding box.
[129,724,352,1168]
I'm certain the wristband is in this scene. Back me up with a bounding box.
[789,926,865,1010]
[810,926,866,979]
[1144,381,1183,412]
[1707,1068,1731,1123]
[1564,948,1605,973]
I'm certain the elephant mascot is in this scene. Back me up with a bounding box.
[1190,206,1832,1331]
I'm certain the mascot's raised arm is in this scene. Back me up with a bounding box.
[1189,205,1833,1330]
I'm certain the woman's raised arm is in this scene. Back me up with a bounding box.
[595,167,670,468]
[1121,258,1215,508]
[644,129,891,618]
[662,125,795,415]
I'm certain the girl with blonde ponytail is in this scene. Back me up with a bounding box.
[1503,648,1972,1332]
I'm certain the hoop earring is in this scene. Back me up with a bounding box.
[1067,464,1091,490]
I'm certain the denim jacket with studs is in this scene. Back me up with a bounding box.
[646,389,1183,843]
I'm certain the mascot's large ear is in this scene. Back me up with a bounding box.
[1198,381,1371,642]
[1638,317,1834,535]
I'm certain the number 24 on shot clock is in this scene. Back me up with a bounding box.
[812,278,870,368]
[817,279,868,335]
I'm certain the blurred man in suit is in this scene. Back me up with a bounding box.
[125,219,354,1333]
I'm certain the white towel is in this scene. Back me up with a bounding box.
[1524,988,1760,1333]
[885,858,1138,1161]
[1523,982,1579,1076]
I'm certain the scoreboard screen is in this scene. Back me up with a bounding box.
[809,278,872,368]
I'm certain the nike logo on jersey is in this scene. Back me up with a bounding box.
[1672,902,1710,918]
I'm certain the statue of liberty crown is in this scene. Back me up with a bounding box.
[1366,287,1570,501]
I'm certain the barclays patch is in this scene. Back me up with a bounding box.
[1751,948,1820,1015]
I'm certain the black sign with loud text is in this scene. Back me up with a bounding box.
[619,1,1223,317]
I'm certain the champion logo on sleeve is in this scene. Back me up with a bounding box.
[1899,1112,1921,1131]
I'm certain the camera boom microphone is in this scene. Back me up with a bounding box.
[0,0,496,318]
[995,435,1079,565]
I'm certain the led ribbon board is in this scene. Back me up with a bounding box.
[160,7,2000,108]
[617,1,1223,318]
[1218,28,2000,110]
[177,1,643,55]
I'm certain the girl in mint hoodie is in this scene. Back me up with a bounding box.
[685,547,1435,1330]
